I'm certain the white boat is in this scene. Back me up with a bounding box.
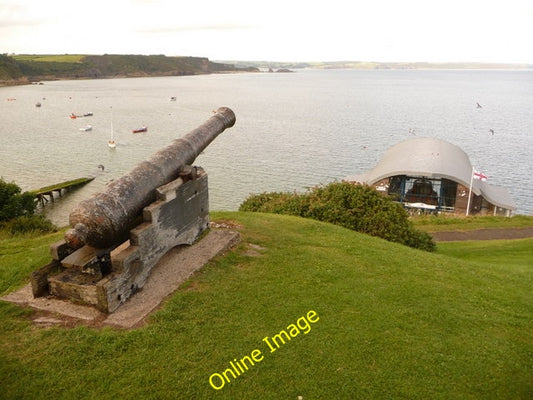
[79,125,92,132]
[108,110,116,148]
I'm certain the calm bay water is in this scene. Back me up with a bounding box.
[1,69,532,225]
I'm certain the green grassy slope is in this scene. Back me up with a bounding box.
[0,230,64,295]
[12,55,86,63]
[1,212,531,399]
[413,215,533,232]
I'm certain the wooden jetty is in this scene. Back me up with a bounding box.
[32,177,94,206]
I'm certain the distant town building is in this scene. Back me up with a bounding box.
[345,137,515,216]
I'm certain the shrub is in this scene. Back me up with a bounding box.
[240,191,311,216]
[240,182,436,252]
[1,214,57,235]
[0,178,36,222]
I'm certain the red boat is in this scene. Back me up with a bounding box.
[132,126,147,133]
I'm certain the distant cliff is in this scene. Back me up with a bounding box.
[223,59,533,71]
[0,54,259,86]
[0,54,27,85]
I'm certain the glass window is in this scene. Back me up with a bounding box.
[387,175,457,211]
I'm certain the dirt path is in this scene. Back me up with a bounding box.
[429,227,533,242]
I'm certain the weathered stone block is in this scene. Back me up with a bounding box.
[99,172,209,312]
[35,171,210,313]
[30,260,64,297]
[50,240,75,261]
[48,269,101,305]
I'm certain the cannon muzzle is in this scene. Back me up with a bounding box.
[65,107,235,249]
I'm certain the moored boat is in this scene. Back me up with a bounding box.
[108,109,116,148]
[132,126,148,133]
[70,112,92,119]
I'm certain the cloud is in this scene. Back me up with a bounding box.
[136,23,254,34]
[0,4,42,27]
[2,0,532,62]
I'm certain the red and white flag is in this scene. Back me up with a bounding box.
[473,170,488,181]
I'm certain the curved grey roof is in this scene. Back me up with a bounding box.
[346,137,473,187]
[345,137,515,210]
[477,180,516,210]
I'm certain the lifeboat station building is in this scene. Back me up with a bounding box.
[345,138,516,216]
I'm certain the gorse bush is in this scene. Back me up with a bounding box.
[240,182,436,252]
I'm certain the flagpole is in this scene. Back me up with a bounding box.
[466,167,474,216]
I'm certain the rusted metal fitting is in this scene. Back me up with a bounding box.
[64,223,89,250]
[178,165,198,181]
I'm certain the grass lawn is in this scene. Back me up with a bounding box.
[12,55,85,63]
[412,214,533,232]
[1,212,532,399]
[437,237,533,268]
[0,230,64,295]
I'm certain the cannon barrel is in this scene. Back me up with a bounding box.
[65,107,236,249]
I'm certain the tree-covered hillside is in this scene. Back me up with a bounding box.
[0,54,258,85]
[0,54,24,82]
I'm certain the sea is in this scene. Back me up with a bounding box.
[1,69,532,226]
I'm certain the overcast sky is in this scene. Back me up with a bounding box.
[1,0,532,63]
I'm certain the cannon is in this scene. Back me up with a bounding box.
[30,107,237,313]
[65,106,236,249]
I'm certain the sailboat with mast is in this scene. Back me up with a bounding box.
[108,107,116,148]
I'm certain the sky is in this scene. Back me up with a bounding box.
[1,0,532,63]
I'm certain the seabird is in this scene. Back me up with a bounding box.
[489,129,494,135]
[97,164,105,171]
[476,102,482,108]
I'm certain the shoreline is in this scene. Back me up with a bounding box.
[4,65,532,88]
[0,70,262,88]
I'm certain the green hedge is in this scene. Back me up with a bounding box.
[0,178,56,235]
[0,178,35,222]
[1,215,57,235]
[240,182,436,252]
